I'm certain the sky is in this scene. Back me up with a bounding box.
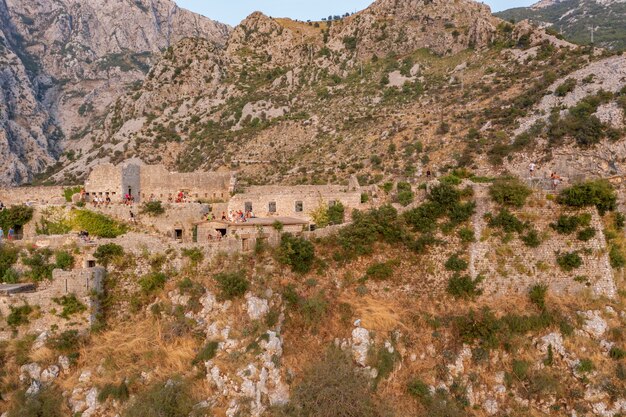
[176,0,537,26]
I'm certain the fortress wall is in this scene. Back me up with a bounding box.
[140,165,234,201]
[84,163,123,197]
[0,268,105,339]
[0,186,67,205]
[228,186,362,221]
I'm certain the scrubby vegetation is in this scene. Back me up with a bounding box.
[213,271,249,300]
[93,243,124,267]
[558,180,617,214]
[140,201,166,216]
[277,233,316,273]
[489,178,532,208]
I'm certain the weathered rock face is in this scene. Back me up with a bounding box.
[329,0,498,58]
[0,0,230,185]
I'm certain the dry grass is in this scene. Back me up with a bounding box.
[62,319,198,388]
[342,295,407,333]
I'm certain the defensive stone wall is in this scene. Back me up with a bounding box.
[228,185,362,221]
[140,165,234,202]
[0,186,67,205]
[0,267,105,340]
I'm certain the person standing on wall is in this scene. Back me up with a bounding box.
[0,227,3,243]
[7,227,14,241]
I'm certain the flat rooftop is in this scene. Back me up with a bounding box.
[0,283,36,296]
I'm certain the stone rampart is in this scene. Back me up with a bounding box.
[0,186,67,205]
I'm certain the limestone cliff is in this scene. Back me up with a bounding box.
[0,0,229,185]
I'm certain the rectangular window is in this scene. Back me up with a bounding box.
[245,202,253,212]
[295,201,303,213]
[269,202,277,213]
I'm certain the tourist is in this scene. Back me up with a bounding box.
[7,228,15,241]
[0,227,3,242]
[0,201,4,211]
[426,169,431,179]
[551,172,561,190]
[529,162,536,178]
[106,196,111,206]
[129,211,136,224]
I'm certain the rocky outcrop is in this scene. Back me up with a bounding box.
[0,0,230,185]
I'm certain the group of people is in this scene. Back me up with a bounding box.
[0,227,16,242]
[220,210,254,223]
[91,195,112,207]
[529,162,563,190]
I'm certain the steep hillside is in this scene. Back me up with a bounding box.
[47,0,626,191]
[497,0,626,50]
[0,0,230,185]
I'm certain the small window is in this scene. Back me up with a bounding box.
[269,202,277,213]
[175,229,183,240]
[245,202,253,212]
[295,201,303,213]
[87,260,96,268]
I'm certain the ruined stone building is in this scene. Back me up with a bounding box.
[227,176,362,221]
[84,161,236,203]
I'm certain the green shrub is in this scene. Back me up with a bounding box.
[554,78,577,97]
[522,229,542,247]
[192,341,219,365]
[71,209,127,238]
[407,378,430,400]
[447,274,483,300]
[98,381,130,403]
[181,247,204,266]
[609,245,626,269]
[299,292,328,327]
[489,179,532,208]
[397,190,415,206]
[140,201,165,216]
[278,347,384,417]
[122,379,197,417]
[139,272,168,294]
[556,251,582,272]
[46,330,82,353]
[64,186,82,203]
[404,202,441,233]
[22,249,54,281]
[577,227,596,242]
[2,268,20,284]
[428,183,461,210]
[529,284,548,310]
[93,243,124,267]
[6,385,64,417]
[558,180,616,214]
[411,234,441,254]
[7,304,33,328]
[551,215,580,234]
[272,221,284,231]
[0,205,34,231]
[458,228,475,243]
[369,344,399,385]
[55,250,75,270]
[53,294,87,319]
[447,201,476,225]
[576,358,594,373]
[328,202,345,225]
[364,261,395,281]
[0,244,20,279]
[277,233,315,273]
[609,347,626,360]
[445,254,468,272]
[213,271,249,300]
[487,209,527,234]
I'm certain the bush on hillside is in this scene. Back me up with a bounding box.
[327,202,345,225]
[556,251,582,272]
[71,209,127,238]
[0,244,20,280]
[123,379,197,417]
[489,178,532,208]
[277,233,315,273]
[55,250,75,270]
[63,186,82,203]
[447,274,483,300]
[213,271,249,300]
[93,243,124,267]
[275,347,385,417]
[0,205,34,231]
[521,229,542,248]
[140,201,165,217]
[558,180,616,214]
[7,385,64,417]
[22,248,54,281]
[139,272,168,294]
[529,284,548,310]
[487,209,527,234]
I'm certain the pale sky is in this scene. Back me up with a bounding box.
[176,0,536,26]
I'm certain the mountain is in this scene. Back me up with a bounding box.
[0,0,230,185]
[496,0,626,50]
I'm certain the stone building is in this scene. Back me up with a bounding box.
[84,161,235,203]
[228,176,362,223]
[195,217,309,252]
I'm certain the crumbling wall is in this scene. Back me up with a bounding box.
[0,186,67,205]
[140,165,234,202]
[470,184,616,299]
[228,185,362,221]
[0,268,105,340]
